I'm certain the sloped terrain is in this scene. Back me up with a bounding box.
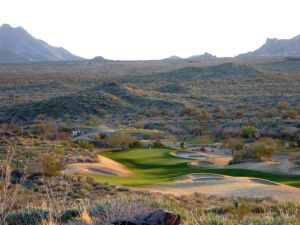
[0,24,83,63]
[240,34,300,57]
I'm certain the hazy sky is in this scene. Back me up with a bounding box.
[1,0,300,60]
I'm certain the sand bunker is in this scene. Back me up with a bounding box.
[250,178,279,186]
[136,173,300,203]
[189,173,225,180]
[190,161,216,167]
[63,155,134,177]
[174,152,208,160]
[289,166,300,174]
[172,150,231,166]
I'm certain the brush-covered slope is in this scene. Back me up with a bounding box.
[152,63,260,80]
[2,82,182,120]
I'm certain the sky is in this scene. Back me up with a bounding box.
[1,0,300,60]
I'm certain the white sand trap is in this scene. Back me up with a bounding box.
[250,178,279,186]
[172,150,231,166]
[189,173,225,180]
[190,161,216,167]
[137,173,300,203]
[63,155,134,177]
[289,166,300,175]
[173,152,208,160]
[228,162,300,175]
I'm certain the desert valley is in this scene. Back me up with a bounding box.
[1,18,300,225]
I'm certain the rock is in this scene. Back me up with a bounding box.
[110,209,180,225]
[110,222,136,225]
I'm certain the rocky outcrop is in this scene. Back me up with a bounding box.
[239,34,300,58]
[110,209,181,225]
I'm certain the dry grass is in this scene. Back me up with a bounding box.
[0,145,27,224]
[41,219,58,225]
[80,207,93,225]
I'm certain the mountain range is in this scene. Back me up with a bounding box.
[0,24,83,63]
[163,52,217,61]
[1,23,300,63]
[239,34,300,58]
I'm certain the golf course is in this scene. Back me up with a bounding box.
[84,147,300,187]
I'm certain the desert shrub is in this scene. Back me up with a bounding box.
[129,140,143,148]
[5,208,49,225]
[180,107,210,121]
[153,141,165,147]
[280,127,299,141]
[282,109,298,119]
[30,119,57,139]
[289,153,300,164]
[60,208,80,222]
[4,122,23,135]
[230,150,252,164]
[240,125,259,139]
[39,153,64,177]
[76,139,94,150]
[107,133,137,150]
[225,138,244,151]
[249,138,279,160]
[277,101,289,110]
[98,109,108,116]
[197,135,214,145]
[189,126,206,137]
[89,114,101,126]
[95,133,107,140]
[146,107,161,117]
[263,108,277,117]
[195,108,210,121]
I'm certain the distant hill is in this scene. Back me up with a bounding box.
[163,53,217,61]
[0,24,84,63]
[91,56,108,62]
[162,55,183,61]
[2,82,182,120]
[154,63,260,80]
[187,52,217,60]
[240,34,300,58]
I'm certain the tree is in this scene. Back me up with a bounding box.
[250,138,279,160]
[225,138,244,152]
[31,119,57,139]
[107,133,136,150]
[240,125,259,139]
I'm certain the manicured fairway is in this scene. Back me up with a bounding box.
[87,148,300,187]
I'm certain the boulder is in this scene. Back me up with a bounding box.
[110,209,180,225]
